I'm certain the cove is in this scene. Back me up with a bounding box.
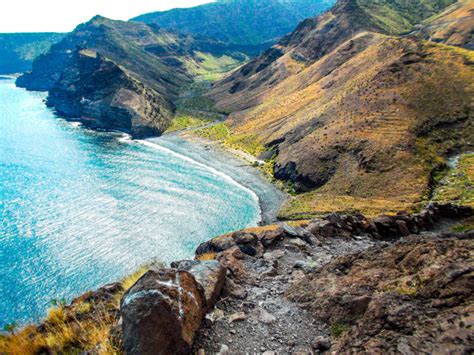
[0,78,277,328]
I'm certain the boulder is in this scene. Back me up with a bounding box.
[218,250,249,280]
[307,220,335,239]
[259,228,285,247]
[395,220,410,236]
[121,269,205,355]
[171,260,226,312]
[232,231,258,245]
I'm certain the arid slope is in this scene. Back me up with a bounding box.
[209,0,473,218]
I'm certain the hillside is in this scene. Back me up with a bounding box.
[0,33,64,74]
[208,0,473,218]
[413,0,474,49]
[131,0,335,52]
[16,16,247,138]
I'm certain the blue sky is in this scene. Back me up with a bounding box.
[0,0,214,33]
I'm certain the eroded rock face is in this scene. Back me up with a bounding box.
[121,269,205,355]
[287,234,474,353]
[46,50,173,138]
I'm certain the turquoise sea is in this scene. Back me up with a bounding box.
[0,77,264,327]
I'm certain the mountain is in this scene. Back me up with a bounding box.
[131,0,335,53]
[0,33,65,74]
[209,0,472,218]
[16,16,247,138]
[412,0,474,49]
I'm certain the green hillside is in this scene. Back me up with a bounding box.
[132,0,335,51]
[0,33,65,74]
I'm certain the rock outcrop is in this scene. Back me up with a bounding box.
[288,234,474,353]
[46,50,173,138]
[121,261,226,355]
[191,203,473,353]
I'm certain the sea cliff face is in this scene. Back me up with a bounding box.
[46,50,174,138]
[15,16,247,138]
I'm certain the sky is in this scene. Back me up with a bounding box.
[0,0,214,33]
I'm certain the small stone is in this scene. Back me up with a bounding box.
[228,312,247,323]
[258,307,276,324]
[218,344,229,355]
[205,308,225,323]
[312,335,331,351]
[263,249,285,260]
[230,329,236,334]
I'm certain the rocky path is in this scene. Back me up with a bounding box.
[119,203,472,354]
[193,227,377,353]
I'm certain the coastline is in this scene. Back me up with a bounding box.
[146,133,287,225]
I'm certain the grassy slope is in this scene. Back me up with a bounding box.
[415,0,474,49]
[356,0,457,34]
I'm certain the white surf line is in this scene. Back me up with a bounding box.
[137,139,263,223]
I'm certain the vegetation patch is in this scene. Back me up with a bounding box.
[330,323,350,338]
[278,192,413,220]
[433,153,474,207]
[0,262,162,354]
[165,114,213,133]
[195,123,267,157]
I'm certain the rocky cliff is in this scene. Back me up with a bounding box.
[16,16,247,138]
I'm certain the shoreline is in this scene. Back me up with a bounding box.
[146,133,287,225]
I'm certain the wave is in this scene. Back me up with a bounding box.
[136,139,263,224]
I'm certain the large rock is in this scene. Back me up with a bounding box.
[121,269,205,355]
[171,260,226,312]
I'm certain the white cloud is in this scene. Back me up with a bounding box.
[0,0,214,33]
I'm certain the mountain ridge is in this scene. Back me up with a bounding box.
[131,0,336,52]
[208,0,472,217]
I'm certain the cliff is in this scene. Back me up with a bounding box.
[16,16,247,138]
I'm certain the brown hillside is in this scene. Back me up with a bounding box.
[414,0,474,49]
[209,0,473,218]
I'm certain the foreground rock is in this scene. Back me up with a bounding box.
[288,233,474,353]
[192,203,473,353]
[121,261,226,355]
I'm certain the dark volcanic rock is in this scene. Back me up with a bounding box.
[121,269,205,355]
[287,234,474,353]
[46,50,173,138]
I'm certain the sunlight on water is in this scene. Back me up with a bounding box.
[0,78,260,327]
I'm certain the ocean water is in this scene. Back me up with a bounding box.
[0,77,262,327]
